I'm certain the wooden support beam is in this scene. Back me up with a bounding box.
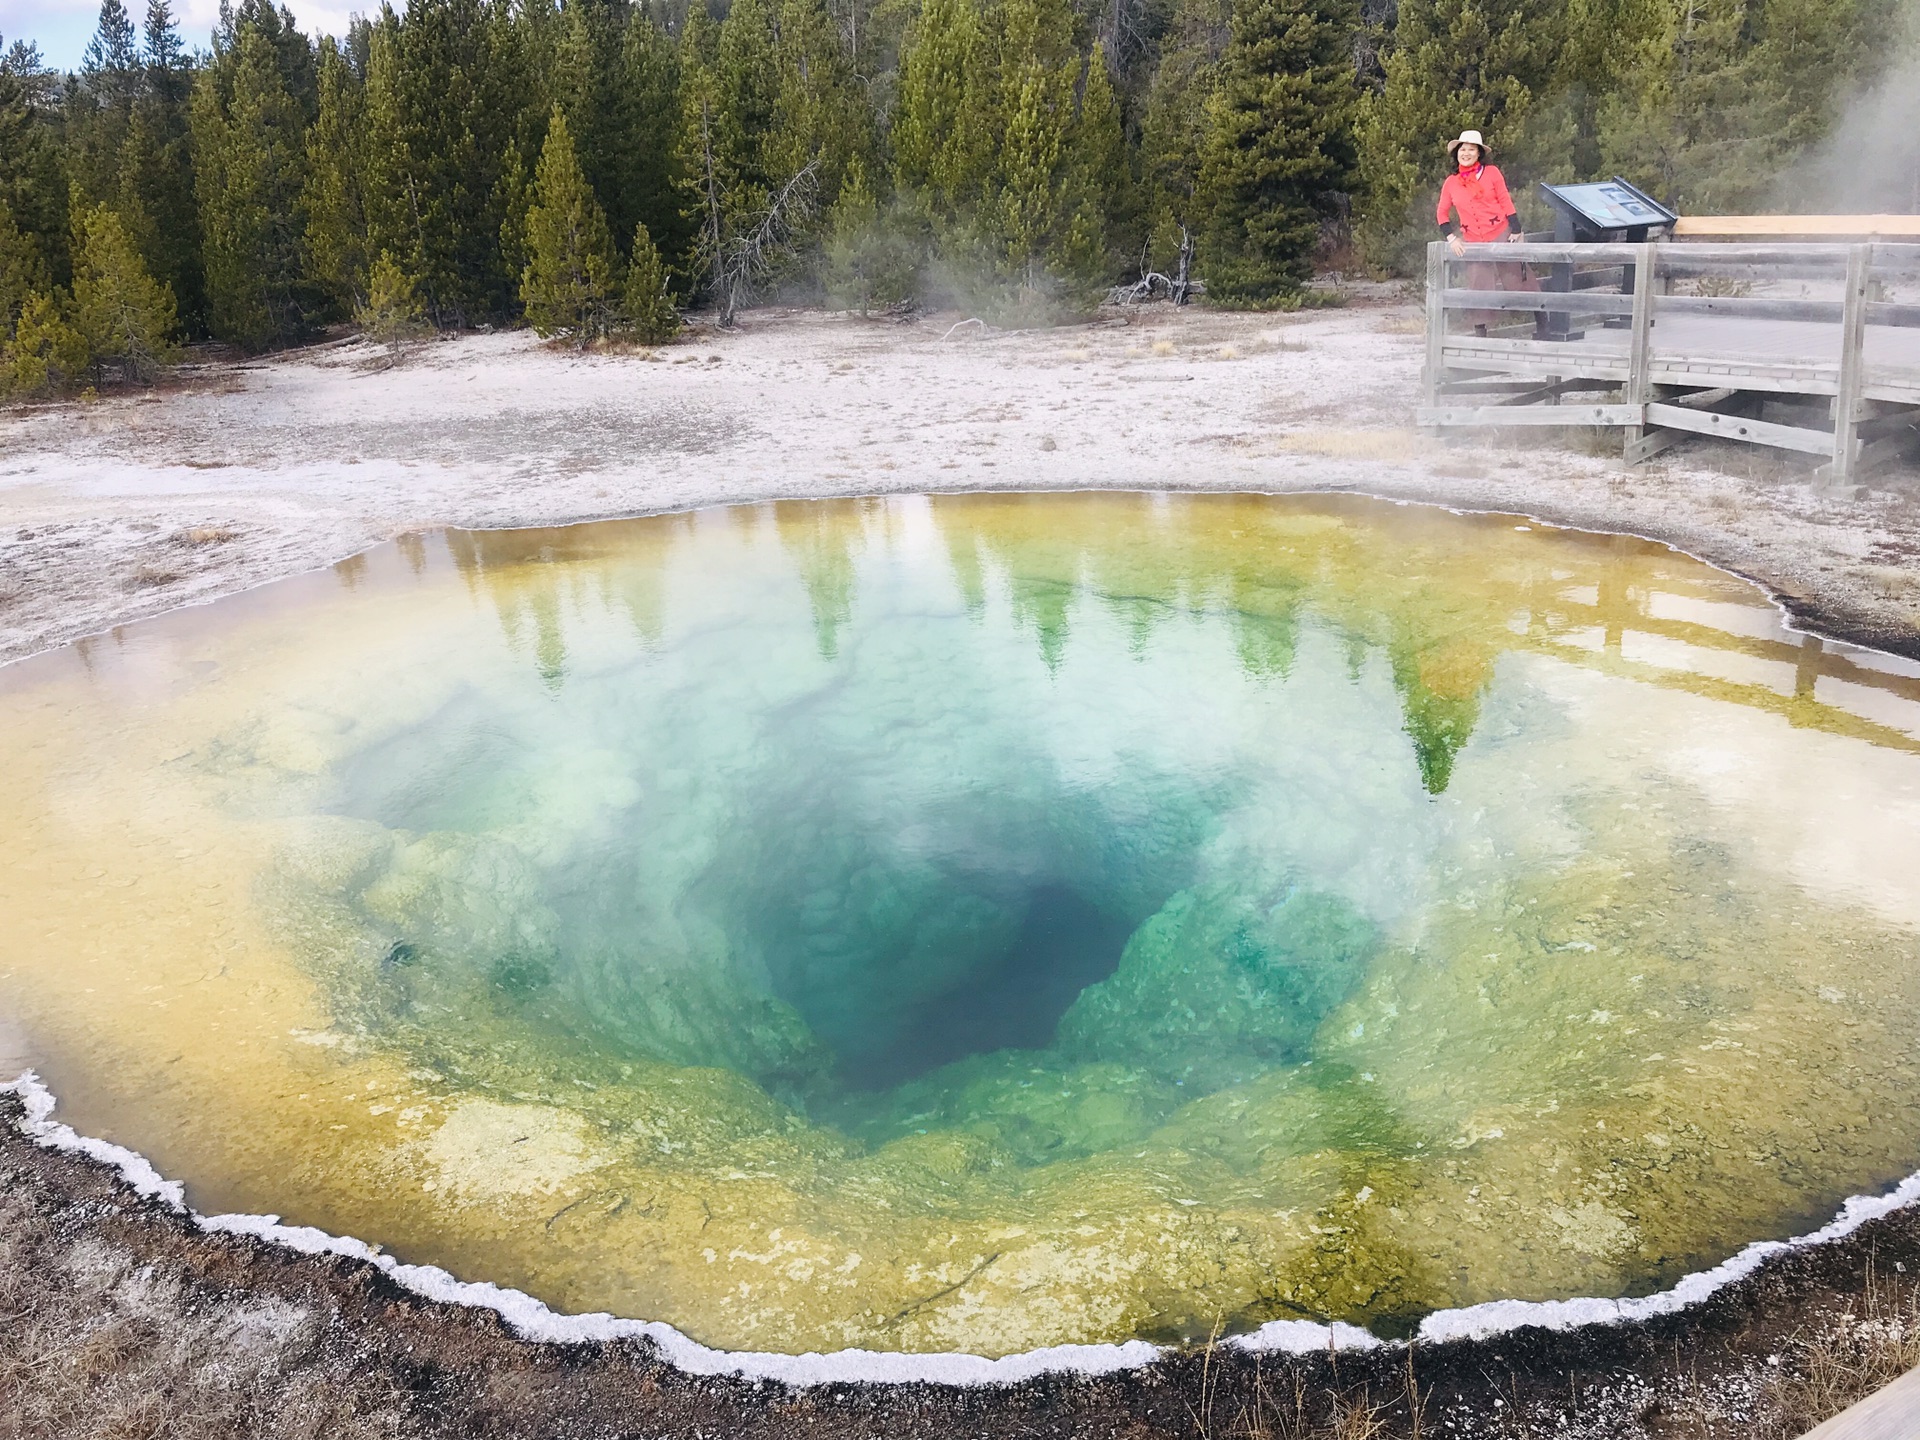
[1624,428,1688,463]
[1645,402,1838,455]
[1440,289,1632,316]
[1424,242,1447,409]
[1855,429,1920,477]
[1667,387,1740,410]
[1659,295,1844,324]
[1857,406,1920,442]
[1417,404,1643,427]
[1439,377,1585,395]
[1821,244,1872,491]
[1623,242,1657,461]
[1498,381,1577,406]
[1868,301,1920,329]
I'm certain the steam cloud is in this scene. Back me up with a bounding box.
[1789,1,1920,212]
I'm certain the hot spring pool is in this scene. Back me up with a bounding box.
[4,490,1920,1357]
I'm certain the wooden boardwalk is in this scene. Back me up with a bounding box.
[1798,1364,1920,1439]
[1418,240,1920,488]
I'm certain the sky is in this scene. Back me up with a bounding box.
[1,0,358,69]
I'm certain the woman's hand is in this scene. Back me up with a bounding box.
[1507,231,1523,243]
[1448,233,1465,257]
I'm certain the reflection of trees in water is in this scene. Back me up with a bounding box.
[429,493,1916,779]
[924,492,1512,792]
[770,498,874,660]
[1389,636,1490,795]
[916,492,1915,794]
[443,517,692,688]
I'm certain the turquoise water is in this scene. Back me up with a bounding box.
[7,490,1920,1355]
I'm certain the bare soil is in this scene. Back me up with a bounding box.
[8,1089,1920,1440]
[4,299,1920,1438]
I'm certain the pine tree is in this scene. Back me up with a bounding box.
[521,107,622,343]
[550,4,685,271]
[303,36,371,311]
[1593,0,1885,211]
[1196,0,1359,305]
[770,0,875,205]
[356,249,426,348]
[1355,0,1568,268]
[191,20,314,348]
[620,220,680,342]
[71,197,178,380]
[1075,45,1134,274]
[998,49,1076,282]
[716,0,781,203]
[0,39,68,286]
[554,0,631,237]
[362,0,527,327]
[678,5,727,291]
[144,0,186,75]
[823,153,915,312]
[122,0,204,334]
[619,12,689,267]
[0,196,48,334]
[892,0,995,225]
[68,0,145,210]
[231,0,320,119]
[992,0,1112,301]
[2,291,89,397]
[1139,0,1230,282]
[84,0,142,75]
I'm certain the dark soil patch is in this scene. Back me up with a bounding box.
[5,1092,1919,1439]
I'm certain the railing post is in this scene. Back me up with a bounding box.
[1423,241,1448,409]
[1826,243,1871,493]
[1621,242,1658,461]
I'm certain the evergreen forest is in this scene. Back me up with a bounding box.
[0,0,1908,391]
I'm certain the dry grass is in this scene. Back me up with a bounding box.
[1182,1322,1409,1440]
[1686,276,1755,299]
[125,563,182,588]
[1752,1265,1920,1439]
[0,1220,339,1440]
[1274,428,1422,463]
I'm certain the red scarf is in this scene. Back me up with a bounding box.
[1460,161,1484,181]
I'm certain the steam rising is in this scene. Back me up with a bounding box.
[1790,1,1920,212]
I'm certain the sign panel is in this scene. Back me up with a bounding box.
[1539,179,1679,233]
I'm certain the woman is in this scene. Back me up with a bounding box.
[1434,130,1529,335]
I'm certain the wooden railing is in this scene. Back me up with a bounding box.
[1418,241,1920,489]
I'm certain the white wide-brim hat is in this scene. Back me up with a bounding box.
[1446,129,1489,159]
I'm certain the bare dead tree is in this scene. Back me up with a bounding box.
[1108,226,1202,306]
[710,158,823,328]
[1094,0,1153,78]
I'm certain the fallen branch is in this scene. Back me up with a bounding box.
[941,317,986,340]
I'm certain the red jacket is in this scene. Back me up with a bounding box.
[1437,164,1518,243]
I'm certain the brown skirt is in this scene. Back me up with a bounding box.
[1464,258,1540,330]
